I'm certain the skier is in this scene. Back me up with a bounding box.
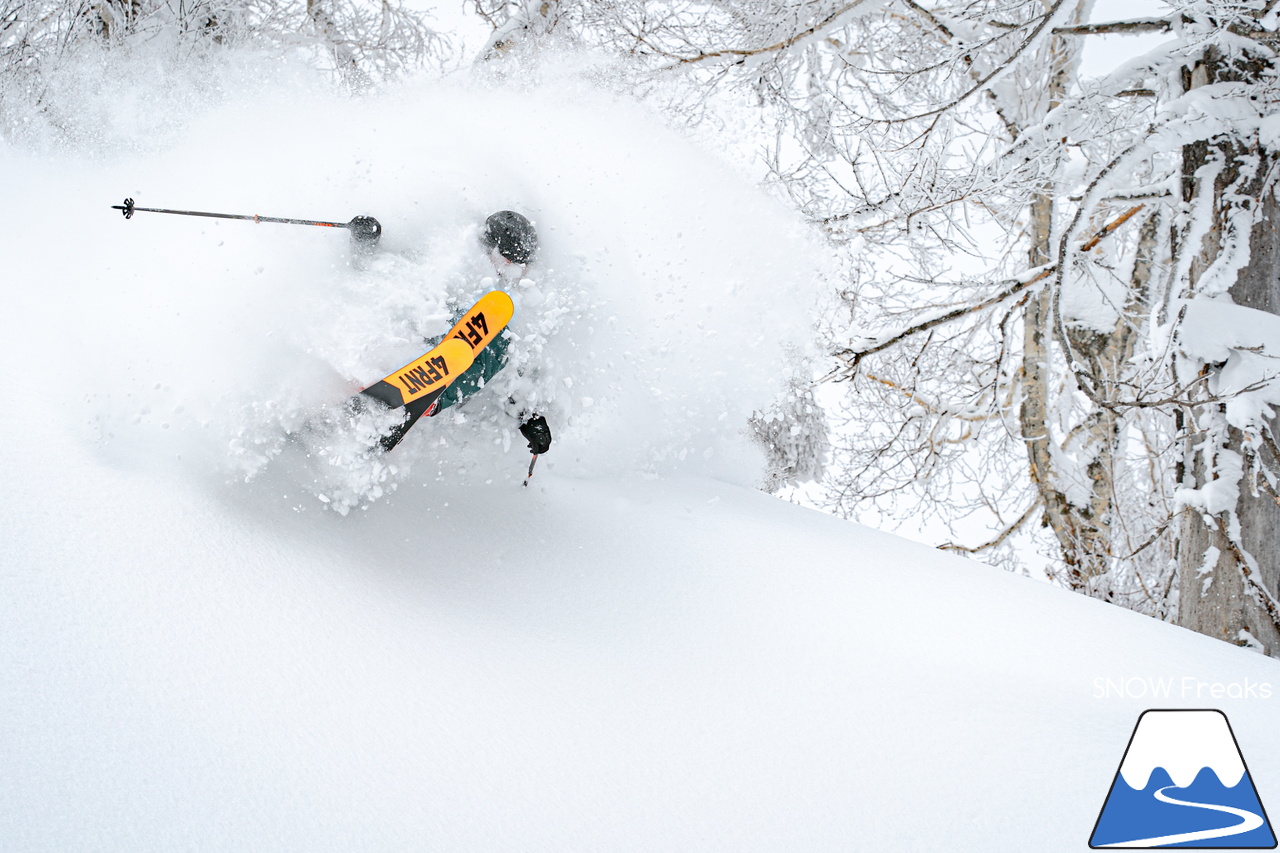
[378,210,552,457]
[109,197,549,458]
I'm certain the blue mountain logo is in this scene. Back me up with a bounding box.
[1090,709,1276,848]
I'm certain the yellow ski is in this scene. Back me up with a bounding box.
[361,337,476,409]
[442,290,515,356]
[354,290,516,452]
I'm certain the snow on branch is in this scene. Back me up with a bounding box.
[873,0,1074,125]
[655,0,878,67]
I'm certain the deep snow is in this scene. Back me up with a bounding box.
[3,52,1279,852]
[4,432,1279,851]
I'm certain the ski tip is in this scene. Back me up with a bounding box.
[478,289,516,321]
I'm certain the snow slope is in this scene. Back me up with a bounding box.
[3,54,1279,852]
[5,424,1280,851]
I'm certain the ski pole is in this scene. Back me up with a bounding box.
[523,454,539,487]
[111,198,381,244]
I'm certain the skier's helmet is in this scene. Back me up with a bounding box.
[482,210,539,264]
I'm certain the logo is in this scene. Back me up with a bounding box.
[395,354,451,395]
[1090,710,1276,848]
[452,311,490,350]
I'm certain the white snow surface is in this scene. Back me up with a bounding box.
[4,56,1280,852]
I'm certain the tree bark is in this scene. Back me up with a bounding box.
[1176,50,1280,655]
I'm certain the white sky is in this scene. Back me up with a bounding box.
[1080,0,1173,78]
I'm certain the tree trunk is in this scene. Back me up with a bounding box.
[1176,51,1280,656]
[1019,8,1115,591]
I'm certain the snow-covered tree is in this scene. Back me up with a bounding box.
[770,0,1280,653]
[0,0,451,140]
[462,0,1280,655]
[1172,23,1280,655]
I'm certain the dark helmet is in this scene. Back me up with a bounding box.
[482,210,539,264]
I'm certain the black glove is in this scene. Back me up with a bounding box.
[349,215,382,250]
[519,414,552,455]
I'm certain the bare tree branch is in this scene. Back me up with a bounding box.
[828,204,1147,380]
[939,500,1040,553]
[1052,18,1172,36]
[659,0,876,67]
